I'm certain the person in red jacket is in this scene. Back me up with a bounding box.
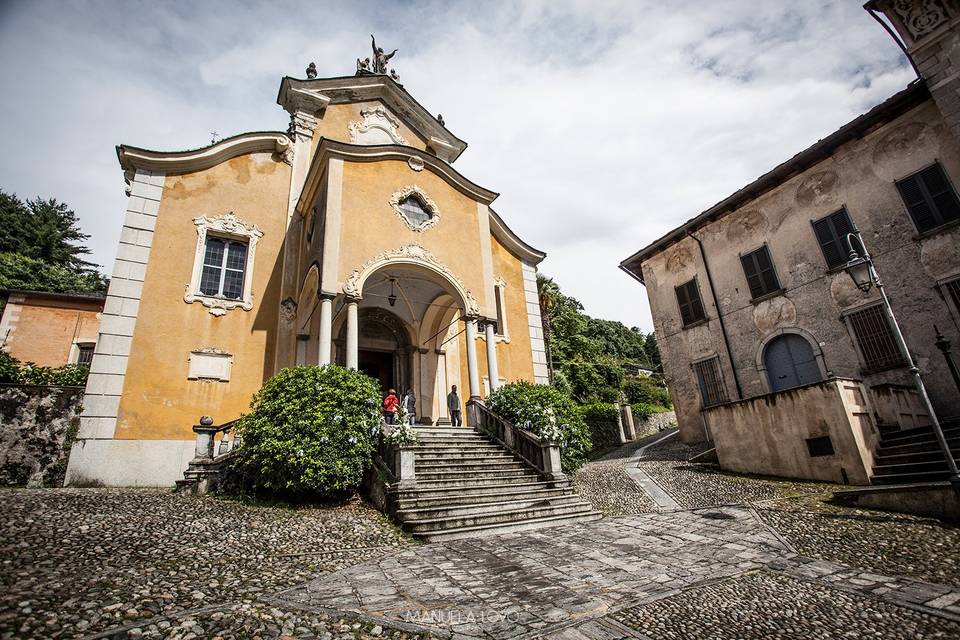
[383,388,400,425]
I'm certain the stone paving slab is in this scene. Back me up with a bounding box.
[274,507,960,639]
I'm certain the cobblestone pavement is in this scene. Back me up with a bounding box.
[277,506,960,639]
[572,435,664,516]
[754,494,960,587]
[0,488,417,639]
[636,436,834,508]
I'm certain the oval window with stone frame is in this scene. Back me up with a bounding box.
[398,195,432,227]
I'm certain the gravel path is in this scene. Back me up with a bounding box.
[0,488,417,639]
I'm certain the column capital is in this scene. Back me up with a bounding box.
[318,291,337,300]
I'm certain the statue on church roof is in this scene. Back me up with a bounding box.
[356,57,371,73]
[370,34,397,75]
[305,62,317,79]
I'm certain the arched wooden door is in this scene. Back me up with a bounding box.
[763,334,823,392]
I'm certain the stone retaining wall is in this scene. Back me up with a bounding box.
[637,410,676,435]
[0,384,84,487]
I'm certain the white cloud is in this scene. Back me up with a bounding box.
[0,0,912,332]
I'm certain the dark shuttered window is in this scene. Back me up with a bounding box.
[740,246,781,300]
[812,208,856,269]
[693,357,728,408]
[847,304,906,373]
[895,162,960,233]
[675,279,706,327]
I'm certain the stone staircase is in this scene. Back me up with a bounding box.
[388,425,600,541]
[871,418,960,485]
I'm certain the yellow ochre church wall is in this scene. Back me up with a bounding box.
[310,101,428,154]
[456,233,537,394]
[336,159,488,308]
[115,153,291,441]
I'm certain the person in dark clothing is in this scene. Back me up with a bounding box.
[447,385,462,426]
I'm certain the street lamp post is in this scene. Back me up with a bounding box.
[843,233,959,488]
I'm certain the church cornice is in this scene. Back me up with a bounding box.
[117,131,291,174]
[299,138,545,265]
[276,74,467,162]
[300,138,498,210]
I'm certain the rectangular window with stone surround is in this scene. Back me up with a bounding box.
[812,207,856,269]
[693,356,728,408]
[844,304,906,374]
[739,245,781,300]
[895,162,960,234]
[675,278,706,327]
[199,237,248,300]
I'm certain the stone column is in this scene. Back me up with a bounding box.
[464,318,482,399]
[317,295,333,366]
[484,321,500,394]
[346,299,359,370]
[435,350,449,424]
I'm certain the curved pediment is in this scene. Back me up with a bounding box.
[277,74,466,163]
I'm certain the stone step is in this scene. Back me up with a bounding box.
[413,447,506,456]
[872,470,954,485]
[879,425,960,447]
[874,439,960,457]
[396,494,586,521]
[872,459,950,476]
[873,448,959,465]
[393,486,576,511]
[413,438,493,446]
[402,501,596,534]
[412,472,542,488]
[413,427,481,435]
[415,459,526,471]
[415,449,515,459]
[392,479,570,501]
[417,511,603,543]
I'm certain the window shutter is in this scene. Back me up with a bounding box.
[740,253,764,299]
[676,283,692,325]
[898,174,938,232]
[921,164,960,225]
[812,218,841,267]
[755,247,779,294]
[688,283,705,322]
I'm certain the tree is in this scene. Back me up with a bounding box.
[0,189,106,296]
[0,191,96,271]
[644,332,662,373]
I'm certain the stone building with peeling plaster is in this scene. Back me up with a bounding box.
[620,0,960,484]
[65,58,549,487]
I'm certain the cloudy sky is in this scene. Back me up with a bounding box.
[0,1,912,331]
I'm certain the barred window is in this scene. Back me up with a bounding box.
[944,278,960,314]
[675,278,706,327]
[76,343,95,367]
[693,357,728,408]
[199,237,248,300]
[846,304,906,373]
[740,245,781,300]
[895,162,960,233]
[812,208,856,269]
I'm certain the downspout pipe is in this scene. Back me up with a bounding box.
[689,231,743,401]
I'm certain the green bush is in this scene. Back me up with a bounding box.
[486,381,591,473]
[579,402,621,453]
[0,351,89,386]
[631,402,656,424]
[232,365,382,498]
[622,375,672,408]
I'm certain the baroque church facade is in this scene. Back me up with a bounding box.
[66,53,549,487]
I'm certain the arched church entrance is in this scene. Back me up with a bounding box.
[336,307,411,392]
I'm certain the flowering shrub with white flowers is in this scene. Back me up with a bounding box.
[486,381,591,473]
[232,365,382,497]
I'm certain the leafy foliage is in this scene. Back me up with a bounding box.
[623,375,672,409]
[0,351,90,386]
[232,365,382,497]
[537,273,669,407]
[578,402,621,454]
[0,252,107,294]
[486,381,591,473]
[0,190,107,296]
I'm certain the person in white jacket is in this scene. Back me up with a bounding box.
[402,388,416,425]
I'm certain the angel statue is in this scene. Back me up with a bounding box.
[371,34,397,74]
[356,57,371,73]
